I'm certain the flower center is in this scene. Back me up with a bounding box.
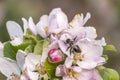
[43,27,48,34]
[35,63,46,75]
[9,73,20,80]
[74,53,84,61]
[66,68,79,78]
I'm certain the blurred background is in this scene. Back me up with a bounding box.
[0,0,120,79]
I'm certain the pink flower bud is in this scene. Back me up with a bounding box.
[48,48,63,63]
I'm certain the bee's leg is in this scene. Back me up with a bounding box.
[74,36,77,41]
[66,46,70,51]
[70,48,73,55]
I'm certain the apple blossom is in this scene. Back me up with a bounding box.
[64,40,105,70]
[22,17,37,35]
[0,50,26,80]
[56,64,102,80]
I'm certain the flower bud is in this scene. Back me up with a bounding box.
[48,48,63,63]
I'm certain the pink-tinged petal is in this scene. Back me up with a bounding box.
[21,68,38,80]
[97,57,105,66]
[84,27,97,40]
[66,27,86,40]
[6,21,23,40]
[28,17,37,35]
[60,33,72,41]
[0,42,3,57]
[65,58,73,68]
[22,18,29,34]
[69,14,83,28]
[72,66,82,73]
[77,70,93,80]
[0,58,20,77]
[48,8,68,34]
[91,69,103,80]
[24,53,41,71]
[78,41,103,60]
[36,15,48,38]
[56,65,65,77]
[50,34,58,43]
[83,12,91,25]
[41,47,49,63]
[69,12,91,28]
[77,60,97,69]
[93,37,106,46]
[63,75,75,80]
[58,40,70,56]
[16,50,26,70]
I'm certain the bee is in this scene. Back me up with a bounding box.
[65,36,81,55]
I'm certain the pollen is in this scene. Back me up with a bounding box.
[35,63,46,75]
[66,68,79,78]
[9,73,20,80]
[43,26,48,34]
[74,53,84,61]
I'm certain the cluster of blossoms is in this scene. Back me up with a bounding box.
[0,8,119,80]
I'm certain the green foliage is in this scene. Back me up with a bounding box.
[34,38,50,54]
[103,45,117,53]
[4,42,16,60]
[102,54,109,61]
[4,41,28,60]
[44,58,63,80]
[97,66,119,80]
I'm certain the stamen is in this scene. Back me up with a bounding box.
[43,26,48,34]
[74,53,84,61]
[9,73,20,80]
[66,68,79,78]
[35,64,46,75]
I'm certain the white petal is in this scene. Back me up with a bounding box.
[16,50,26,70]
[83,12,91,25]
[58,40,70,56]
[41,48,49,63]
[28,17,37,35]
[93,37,106,46]
[78,41,103,60]
[77,60,97,69]
[48,8,68,34]
[6,21,23,40]
[24,53,41,71]
[65,58,73,68]
[69,14,83,28]
[22,18,29,34]
[0,42,3,57]
[36,15,48,38]
[0,57,20,77]
[56,65,65,77]
[21,68,38,80]
[92,69,103,80]
[10,38,23,46]
[72,66,82,73]
[84,27,97,40]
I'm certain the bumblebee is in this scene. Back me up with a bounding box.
[65,36,81,55]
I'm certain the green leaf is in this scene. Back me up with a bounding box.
[4,42,16,60]
[34,38,50,54]
[102,54,109,61]
[103,45,117,53]
[24,44,34,53]
[4,42,29,60]
[34,41,44,54]
[97,66,119,80]
[44,58,63,80]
